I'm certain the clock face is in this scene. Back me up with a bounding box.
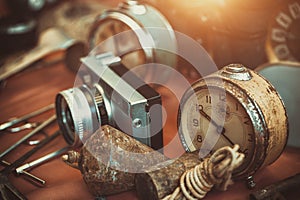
[266,0,300,62]
[89,19,146,68]
[178,64,288,180]
[178,86,255,172]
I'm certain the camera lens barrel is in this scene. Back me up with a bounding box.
[55,53,163,150]
[55,85,108,147]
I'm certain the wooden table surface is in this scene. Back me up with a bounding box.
[0,57,299,200]
[0,0,300,199]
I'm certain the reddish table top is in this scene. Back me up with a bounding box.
[0,0,299,199]
[0,58,299,200]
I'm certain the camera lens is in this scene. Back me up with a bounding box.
[61,97,75,131]
[55,85,108,147]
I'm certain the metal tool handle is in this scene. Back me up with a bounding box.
[1,160,45,186]
[0,104,54,131]
[0,130,61,200]
[1,130,61,174]
[0,115,56,159]
[16,147,69,174]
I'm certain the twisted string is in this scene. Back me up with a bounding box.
[162,145,244,200]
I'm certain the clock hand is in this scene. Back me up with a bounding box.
[219,128,235,147]
[198,107,235,146]
[198,106,223,133]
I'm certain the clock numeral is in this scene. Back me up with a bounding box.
[206,95,211,104]
[289,2,300,19]
[196,135,203,143]
[193,119,199,127]
[276,12,292,29]
[274,44,290,59]
[271,28,286,43]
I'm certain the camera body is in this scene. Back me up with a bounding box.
[56,52,163,150]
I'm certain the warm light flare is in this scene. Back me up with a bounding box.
[169,0,226,8]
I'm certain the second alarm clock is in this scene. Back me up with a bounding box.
[266,0,300,62]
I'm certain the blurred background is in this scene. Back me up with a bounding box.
[1,0,299,70]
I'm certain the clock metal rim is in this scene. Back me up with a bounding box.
[178,64,288,180]
[178,80,268,179]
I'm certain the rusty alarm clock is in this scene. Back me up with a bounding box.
[177,64,288,186]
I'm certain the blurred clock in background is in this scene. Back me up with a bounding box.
[144,0,287,73]
[203,0,284,69]
[266,0,300,62]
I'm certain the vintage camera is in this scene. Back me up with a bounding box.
[55,52,163,150]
